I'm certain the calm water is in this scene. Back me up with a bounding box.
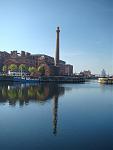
[0,81,112,150]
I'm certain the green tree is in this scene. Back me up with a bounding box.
[28,67,36,75]
[2,65,7,73]
[19,64,28,71]
[38,66,45,76]
[8,64,17,72]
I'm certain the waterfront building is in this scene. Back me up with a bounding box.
[36,55,54,66]
[0,50,72,76]
[0,27,73,76]
[33,54,66,76]
[0,51,10,71]
[64,64,73,76]
[4,51,35,67]
[79,70,92,78]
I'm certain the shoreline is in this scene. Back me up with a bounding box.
[0,75,85,83]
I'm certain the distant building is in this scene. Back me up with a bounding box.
[101,69,106,77]
[80,70,91,78]
[64,64,73,76]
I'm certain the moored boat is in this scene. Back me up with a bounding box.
[98,77,113,84]
[13,76,39,83]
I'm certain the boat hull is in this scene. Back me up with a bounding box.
[13,77,39,83]
[98,78,113,84]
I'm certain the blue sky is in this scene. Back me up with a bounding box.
[0,0,112,74]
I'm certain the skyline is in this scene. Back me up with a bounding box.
[0,0,112,74]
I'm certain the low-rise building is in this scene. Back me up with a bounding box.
[64,64,73,76]
[4,51,36,67]
[79,70,91,78]
[0,51,10,71]
[0,50,73,76]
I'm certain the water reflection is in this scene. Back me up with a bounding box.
[0,82,72,135]
[0,82,112,149]
[0,83,66,106]
[52,95,59,135]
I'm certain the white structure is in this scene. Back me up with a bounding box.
[8,70,27,76]
[101,69,106,77]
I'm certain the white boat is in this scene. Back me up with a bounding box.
[98,77,113,84]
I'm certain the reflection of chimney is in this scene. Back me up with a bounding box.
[55,27,60,66]
[52,95,58,135]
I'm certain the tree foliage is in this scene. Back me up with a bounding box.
[8,64,17,71]
[28,67,36,74]
[38,66,45,75]
[19,64,27,71]
[2,65,7,72]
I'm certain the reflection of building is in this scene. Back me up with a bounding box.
[0,83,72,135]
[0,83,65,106]
[0,83,61,135]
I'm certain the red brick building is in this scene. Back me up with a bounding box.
[4,51,35,67]
[0,50,73,76]
[0,51,10,71]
